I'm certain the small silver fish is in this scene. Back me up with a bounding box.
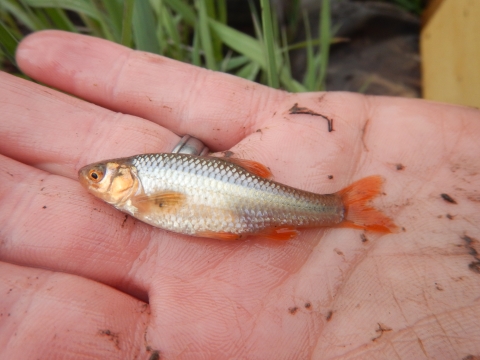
[78,153,395,240]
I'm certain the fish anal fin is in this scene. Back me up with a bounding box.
[255,226,300,241]
[224,158,272,179]
[337,176,397,233]
[132,191,186,213]
[196,231,242,241]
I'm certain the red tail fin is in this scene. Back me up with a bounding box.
[337,176,396,233]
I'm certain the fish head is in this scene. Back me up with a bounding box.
[78,160,139,206]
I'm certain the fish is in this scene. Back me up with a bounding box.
[78,153,396,241]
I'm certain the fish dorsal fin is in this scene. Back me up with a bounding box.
[132,191,186,213]
[222,157,272,179]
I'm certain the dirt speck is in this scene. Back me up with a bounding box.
[462,235,480,257]
[395,163,405,171]
[99,329,120,350]
[148,350,160,360]
[360,233,368,243]
[288,306,298,315]
[463,355,480,360]
[326,311,333,321]
[328,175,334,179]
[304,302,311,309]
[468,261,480,274]
[446,213,454,219]
[121,215,128,228]
[441,193,457,204]
[42,206,47,209]
[434,282,444,291]
[372,323,392,341]
[334,248,344,256]
[223,151,234,158]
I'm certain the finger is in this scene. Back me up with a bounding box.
[0,261,151,359]
[16,30,286,150]
[0,71,177,179]
[0,154,154,299]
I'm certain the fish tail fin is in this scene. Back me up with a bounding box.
[336,176,396,233]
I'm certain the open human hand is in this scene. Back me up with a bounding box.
[1,31,479,359]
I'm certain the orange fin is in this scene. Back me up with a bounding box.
[255,226,300,241]
[224,158,272,179]
[132,191,186,213]
[196,231,242,241]
[337,176,396,233]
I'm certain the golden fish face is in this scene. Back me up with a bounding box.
[78,160,139,206]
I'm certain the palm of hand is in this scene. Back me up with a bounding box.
[1,31,479,359]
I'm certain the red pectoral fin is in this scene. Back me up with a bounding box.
[132,191,186,214]
[224,158,273,179]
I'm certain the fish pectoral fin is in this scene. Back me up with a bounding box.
[132,191,186,212]
[196,231,242,241]
[255,226,300,241]
[222,157,272,179]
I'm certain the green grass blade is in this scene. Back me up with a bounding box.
[121,0,134,47]
[159,6,184,60]
[0,20,18,66]
[209,18,264,66]
[316,0,331,91]
[302,10,316,90]
[103,0,123,41]
[236,61,260,81]
[259,0,278,88]
[163,0,195,26]
[22,0,100,20]
[191,22,201,66]
[132,0,160,53]
[43,7,77,32]
[223,55,249,72]
[1,0,41,30]
[196,0,216,70]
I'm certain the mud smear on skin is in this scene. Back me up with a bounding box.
[462,235,480,274]
[98,329,120,350]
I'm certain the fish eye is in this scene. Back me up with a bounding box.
[88,168,104,183]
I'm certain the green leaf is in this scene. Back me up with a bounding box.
[163,0,195,26]
[0,20,18,66]
[196,0,216,70]
[103,0,123,41]
[22,0,100,19]
[1,0,41,31]
[132,0,160,53]
[316,0,331,91]
[43,7,77,32]
[121,0,134,47]
[209,18,264,66]
[235,61,260,81]
[260,0,278,88]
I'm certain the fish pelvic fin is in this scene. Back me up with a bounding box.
[256,226,300,240]
[196,226,299,241]
[196,231,242,241]
[337,176,397,233]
